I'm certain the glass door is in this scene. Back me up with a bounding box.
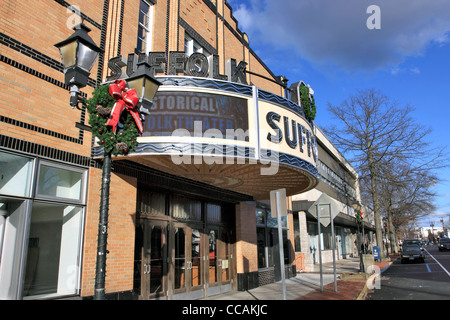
[207,228,219,295]
[206,227,233,296]
[136,219,168,300]
[219,228,233,287]
[189,226,204,299]
[171,224,204,300]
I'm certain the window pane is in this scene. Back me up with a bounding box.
[191,229,202,286]
[150,226,163,294]
[139,1,150,24]
[0,152,33,197]
[256,208,265,225]
[23,203,82,298]
[172,195,201,220]
[138,191,166,215]
[37,164,83,201]
[174,228,185,290]
[206,204,221,223]
[293,213,301,252]
[257,228,266,268]
[208,229,217,283]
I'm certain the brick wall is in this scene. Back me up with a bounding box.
[82,168,138,297]
[235,202,257,274]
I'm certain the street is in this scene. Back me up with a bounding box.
[367,245,450,300]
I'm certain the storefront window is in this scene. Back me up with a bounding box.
[0,151,34,197]
[37,163,84,201]
[257,228,266,268]
[0,153,87,300]
[293,213,301,252]
[23,202,83,298]
[256,206,290,269]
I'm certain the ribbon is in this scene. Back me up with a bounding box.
[105,79,143,134]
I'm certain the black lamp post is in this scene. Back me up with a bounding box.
[352,201,365,273]
[56,24,160,300]
[92,62,160,300]
[55,22,101,109]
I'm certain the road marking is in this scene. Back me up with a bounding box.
[426,264,431,273]
[424,249,450,277]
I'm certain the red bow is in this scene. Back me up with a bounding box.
[105,79,143,134]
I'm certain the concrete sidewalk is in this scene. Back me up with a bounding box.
[202,256,395,301]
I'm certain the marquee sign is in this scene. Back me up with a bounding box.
[142,91,249,138]
[106,52,248,85]
[100,53,319,198]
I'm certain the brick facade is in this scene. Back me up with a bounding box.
[1,0,297,299]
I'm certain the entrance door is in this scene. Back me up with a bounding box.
[135,219,168,300]
[171,224,205,300]
[206,227,233,296]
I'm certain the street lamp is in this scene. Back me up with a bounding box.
[56,23,161,300]
[55,22,101,108]
[126,60,162,118]
[93,60,161,300]
[352,200,365,272]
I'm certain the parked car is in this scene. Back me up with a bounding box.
[439,238,450,251]
[402,239,424,251]
[400,244,425,263]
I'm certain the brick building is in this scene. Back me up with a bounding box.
[0,0,370,300]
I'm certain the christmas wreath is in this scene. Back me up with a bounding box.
[299,83,316,122]
[87,79,144,156]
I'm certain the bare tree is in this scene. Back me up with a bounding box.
[378,161,438,252]
[324,89,447,258]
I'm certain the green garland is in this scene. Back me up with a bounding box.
[86,84,140,156]
[300,84,316,121]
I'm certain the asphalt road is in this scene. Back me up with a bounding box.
[367,244,450,300]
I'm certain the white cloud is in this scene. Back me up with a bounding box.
[230,0,450,73]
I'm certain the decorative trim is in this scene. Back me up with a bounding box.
[0,135,91,168]
[258,88,305,118]
[97,0,110,84]
[260,149,319,178]
[0,33,97,88]
[157,76,253,96]
[117,0,125,56]
[179,18,217,55]
[0,116,83,145]
[0,54,86,144]
[53,0,102,30]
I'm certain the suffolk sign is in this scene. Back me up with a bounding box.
[106,51,248,84]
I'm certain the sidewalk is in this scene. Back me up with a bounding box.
[202,255,397,301]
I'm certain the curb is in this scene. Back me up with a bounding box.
[356,258,396,300]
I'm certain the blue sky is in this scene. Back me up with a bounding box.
[226,0,450,227]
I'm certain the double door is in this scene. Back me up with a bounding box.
[135,219,233,300]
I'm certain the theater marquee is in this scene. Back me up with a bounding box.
[101,76,319,199]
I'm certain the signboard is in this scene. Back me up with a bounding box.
[258,100,317,167]
[142,91,249,138]
[308,193,340,227]
[270,188,287,217]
